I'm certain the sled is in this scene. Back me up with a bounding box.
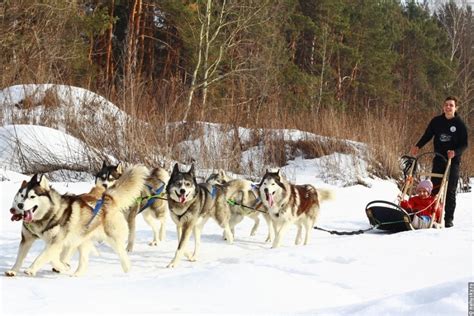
[365,153,451,232]
[365,200,414,232]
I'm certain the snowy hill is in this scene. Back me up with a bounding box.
[0,84,128,128]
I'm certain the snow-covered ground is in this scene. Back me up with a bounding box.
[0,85,472,315]
[0,168,472,315]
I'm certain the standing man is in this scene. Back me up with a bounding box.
[410,96,468,228]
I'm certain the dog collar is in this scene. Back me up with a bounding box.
[23,222,39,238]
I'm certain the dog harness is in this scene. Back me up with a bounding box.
[22,222,40,238]
[86,196,105,228]
[210,185,218,199]
[138,183,165,214]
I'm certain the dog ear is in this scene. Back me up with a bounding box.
[38,174,50,189]
[31,174,40,184]
[116,162,124,174]
[188,163,195,178]
[218,169,226,177]
[102,160,107,168]
[21,180,28,188]
[172,163,180,176]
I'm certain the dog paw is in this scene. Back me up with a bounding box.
[24,269,36,276]
[271,242,280,249]
[5,270,17,277]
[184,251,197,262]
[148,241,158,246]
[126,246,133,252]
[52,262,70,273]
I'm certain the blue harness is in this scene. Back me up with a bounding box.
[210,185,218,199]
[138,183,165,214]
[86,196,105,228]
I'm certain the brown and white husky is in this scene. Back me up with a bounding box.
[258,169,334,248]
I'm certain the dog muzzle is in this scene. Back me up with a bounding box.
[10,207,37,222]
[10,208,23,221]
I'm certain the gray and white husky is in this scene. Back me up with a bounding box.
[6,165,148,277]
[258,169,334,248]
[206,169,273,242]
[166,163,235,268]
[95,161,170,252]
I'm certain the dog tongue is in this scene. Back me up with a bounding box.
[266,192,274,207]
[179,195,186,204]
[24,210,33,223]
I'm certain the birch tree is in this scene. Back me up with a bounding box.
[436,1,474,119]
[183,0,267,121]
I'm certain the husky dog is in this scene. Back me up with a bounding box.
[6,165,148,277]
[95,161,170,252]
[258,169,333,248]
[166,163,234,268]
[206,169,273,241]
[95,161,124,189]
[127,167,170,252]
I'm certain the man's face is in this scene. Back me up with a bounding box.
[443,100,456,117]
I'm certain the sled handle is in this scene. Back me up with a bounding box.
[429,158,451,228]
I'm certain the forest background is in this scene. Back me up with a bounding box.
[1,0,472,179]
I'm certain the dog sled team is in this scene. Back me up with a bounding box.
[6,162,334,277]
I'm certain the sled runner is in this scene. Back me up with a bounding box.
[365,152,451,232]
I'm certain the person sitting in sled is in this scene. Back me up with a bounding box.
[400,180,441,229]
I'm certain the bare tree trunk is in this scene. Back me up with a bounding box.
[202,0,213,107]
[184,6,206,122]
[316,26,328,113]
[105,0,115,84]
[123,0,143,115]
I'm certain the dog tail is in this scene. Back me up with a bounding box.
[104,165,149,212]
[317,188,335,203]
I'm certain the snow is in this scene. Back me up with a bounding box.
[0,84,128,127]
[0,85,472,315]
[0,124,101,174]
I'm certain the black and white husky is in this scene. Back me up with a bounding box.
[95,161,170,252]
[166,163,235,268]
[258,169,334,248]
[6,165,148,277]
